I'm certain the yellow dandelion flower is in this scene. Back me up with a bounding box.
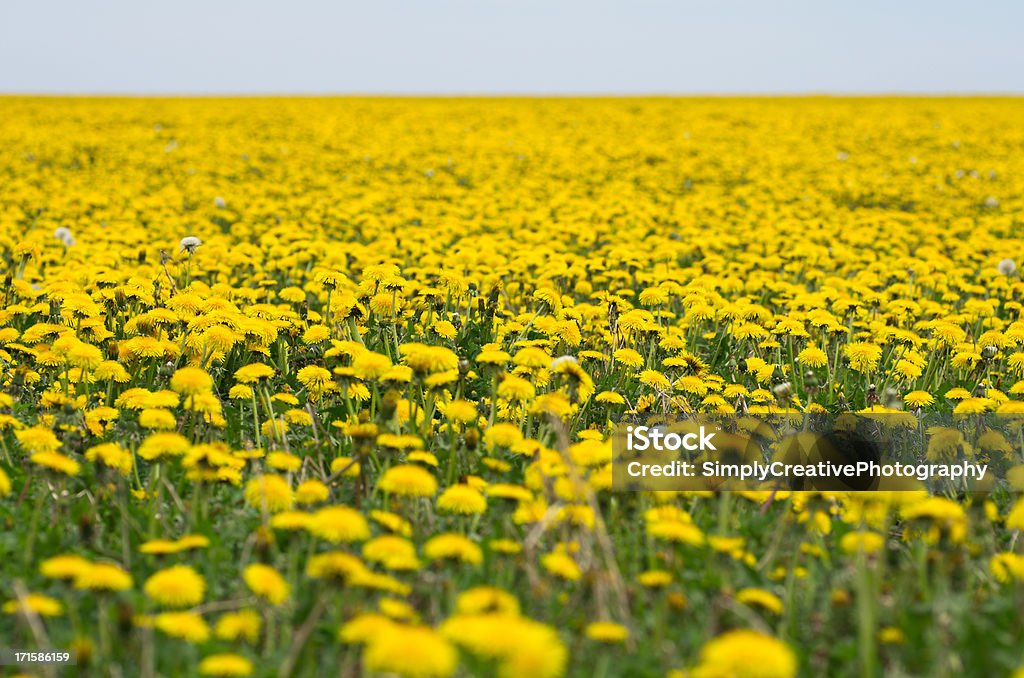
[585,621,629,643]
[170,367,214,395]
[423,533,482,565]
[40,554,91,580]
[3,593,64,617]
[307,505,370,543]
[85,442,133,476]
[735,587,784,615]
[437,484,487,515]
[198,653,254,677]
[16,426,61,454]
[378,464,438,497]
[234,363,275,383]
[363,625,457,678]
[214,609,261,643]
[244,475,294,513]
[295,479,329,505]
[30,451,80,477]
[154,611,210,643]
[242,564,289,606]
[74,562,133,592]
[796,346,828,368]
[144,565,206,608]
[693,630,796,678]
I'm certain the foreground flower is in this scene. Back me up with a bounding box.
[441,613,567,678]
[691,629,796,678]
[363,625,458,678]
[179,236,202,254]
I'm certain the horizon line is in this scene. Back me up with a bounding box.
[3,90,1024,98]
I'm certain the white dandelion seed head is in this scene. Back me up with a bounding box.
[883,388,902,410]
[551,355,578,370]
[214,196,226,208]
[179,236,203,254]
[998,258,1016,276]
[53,227,75,247]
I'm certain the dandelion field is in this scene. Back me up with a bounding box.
[2,96,1024,677]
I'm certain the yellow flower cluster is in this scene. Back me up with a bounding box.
[2,96,1024,676]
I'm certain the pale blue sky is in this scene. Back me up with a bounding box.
[2,0,1022,94]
